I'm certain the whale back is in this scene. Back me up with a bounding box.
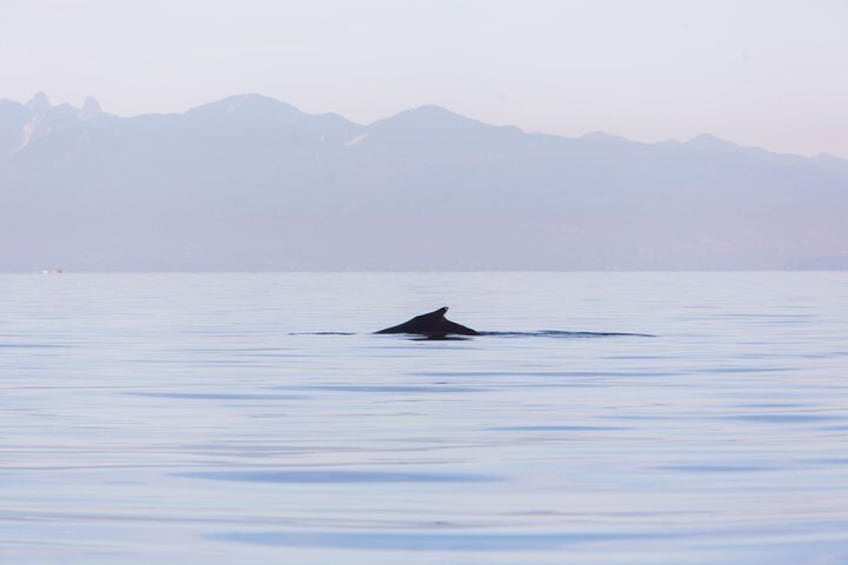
[375,307,478,337]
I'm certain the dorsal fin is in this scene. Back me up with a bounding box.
[375,306,477,337]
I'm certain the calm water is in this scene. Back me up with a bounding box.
[2,272,847,564]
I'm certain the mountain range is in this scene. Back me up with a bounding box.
[2,92,847,271]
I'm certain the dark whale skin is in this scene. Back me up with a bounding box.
[375,307,479,338]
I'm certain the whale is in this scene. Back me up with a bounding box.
[375,307,479,338]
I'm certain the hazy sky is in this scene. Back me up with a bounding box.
[2,0,847,157]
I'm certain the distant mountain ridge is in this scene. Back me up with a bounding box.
[1,92,847,271]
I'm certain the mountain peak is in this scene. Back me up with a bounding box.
[686,133,738,150]
[408,104,461,117]
[187,93,300,121]
[392,105,474,122]
[581,131,633,144]
[26,91,51,113]
[80,96,103,119]
[370,105,489,134]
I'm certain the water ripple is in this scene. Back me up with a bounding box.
[177,469,502,484]
[209,529,673,551]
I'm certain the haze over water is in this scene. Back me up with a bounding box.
[2,271,847,563]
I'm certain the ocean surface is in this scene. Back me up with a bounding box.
[2,271,847,564]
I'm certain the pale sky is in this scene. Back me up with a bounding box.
[2,0,847,157]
